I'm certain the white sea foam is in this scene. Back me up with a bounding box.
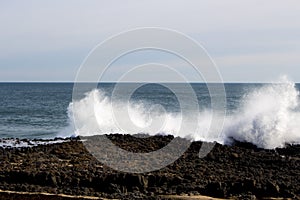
[0,139,69,148]
[223,77,300,148]
[65,89,185,137]
[62,77,300,149]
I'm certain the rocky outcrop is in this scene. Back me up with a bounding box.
[0,135,299,199]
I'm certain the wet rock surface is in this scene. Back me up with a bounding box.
[0,134,299,199]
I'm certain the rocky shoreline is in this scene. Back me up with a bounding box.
[0,134,299,199]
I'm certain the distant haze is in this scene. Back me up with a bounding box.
[1,0,300,82]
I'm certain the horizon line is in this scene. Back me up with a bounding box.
[0,81,296,84]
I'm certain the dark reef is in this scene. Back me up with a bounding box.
[0,134,299,199]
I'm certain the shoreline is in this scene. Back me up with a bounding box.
[0,190,230,200]
[0,134,299,199]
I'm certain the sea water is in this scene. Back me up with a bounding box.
[1,79,300,149]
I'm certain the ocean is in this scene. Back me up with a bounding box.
[1,81,300,149]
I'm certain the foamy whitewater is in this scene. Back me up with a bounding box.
[224,79,300,149]
[66,78,300,149]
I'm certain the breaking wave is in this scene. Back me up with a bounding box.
[62,77,300,149]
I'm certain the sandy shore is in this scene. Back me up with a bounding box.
[0,190,229,200]
[0,134,299,199]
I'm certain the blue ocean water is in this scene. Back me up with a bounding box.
[0,83,73,138]
[0,83,249,138]
[0,82,300,149]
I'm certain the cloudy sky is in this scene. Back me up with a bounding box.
[1,0,300,82]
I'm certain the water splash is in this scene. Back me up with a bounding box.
[62,77,300,149]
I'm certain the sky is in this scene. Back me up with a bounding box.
[1,0,300,82]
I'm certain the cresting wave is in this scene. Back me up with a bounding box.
[63,78,300,149]
[224,78,300,149]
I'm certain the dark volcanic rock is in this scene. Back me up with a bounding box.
[204,182,225,198]
[0,134,299,199]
